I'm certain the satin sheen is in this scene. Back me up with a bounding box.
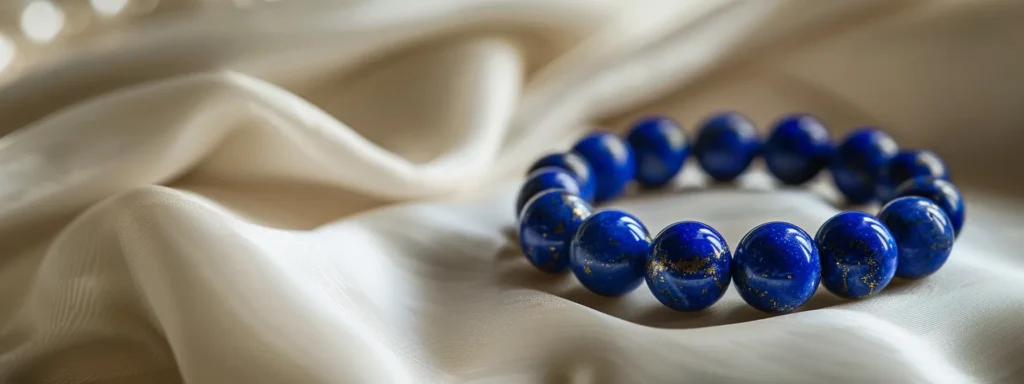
[1,1,1024,383]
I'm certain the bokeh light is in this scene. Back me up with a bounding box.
[20,0,66,43]
[91,0,130,17]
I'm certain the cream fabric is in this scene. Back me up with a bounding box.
[2,0,1024,383]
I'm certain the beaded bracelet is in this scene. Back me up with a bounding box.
[516,112,965,314]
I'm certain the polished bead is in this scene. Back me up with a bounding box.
[732,222,820,314]
[830,128,899,204]
[626,116,689,188]
[693,112,760,182]
[893,176,965,236]
[519,189,593,273]
[527,152,597,203]
[570,210,651,296]
[815,211,898,299]
[572,132,636,202]
[515,167,581,217]
[646,221,732,311]
[763,114,832,185]
[877,196,955,279]
[877,150,950,202]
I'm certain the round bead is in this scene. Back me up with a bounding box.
[572,132,636,202]
[646,221,732,311]
[519,189,593,273]
[815,211,898,299]
[877,150,949,202]
[732,222,820,314]
[515,167,581,217]
[830,128,899,204]
[763,114,833,185]
[693,112,760,182]
[893,176,965,237]
[569,210,652,296]
[877,196,955,279]
[626,116,689,188]
[527,152,597,203]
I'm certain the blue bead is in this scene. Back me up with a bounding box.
[877,196,955,279]
[626,116,689,188]
[515,167,581,218]
[693,112,760,182]
[646,221,732,311]
[830,128,899,204]
[763,114,832,185]
[893,176,965,237]
[570,210,651,296]
[815,211,898,299]
[572,132,636,202]
[877,150,949,202]
[519,190,593,273]
[527,152,597,203]
[732,222,820,314]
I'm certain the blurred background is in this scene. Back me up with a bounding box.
[1,0,183,83]
[3,1,1023,197]
[0,0,312,83]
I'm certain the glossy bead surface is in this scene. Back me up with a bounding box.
[893,176,965,236]
[527,152,597,203]
[763,114,832,185]
[732,222,820,314]
[570,210,651,296]
[572,132,636,202]
[815,211,898,299]
[519,190,593,273]
[877,196,955,279]
[693,112,760,182]
[515,167,581,217]
[831,128,899,204]
[877,150,950,202]
[646,221,732,312]
[626,116,689,188]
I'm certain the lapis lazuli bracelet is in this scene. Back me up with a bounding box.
[516,113,964,314]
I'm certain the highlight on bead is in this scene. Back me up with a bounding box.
[518,189,593,273]
[572,132,635,202]
[527,152,597,203]
[831,127,899,204]
[877,150,949,202]
[815,211,898,299]
[626,116,688,188]
[693,112,759,182]
[570,210,651,296]
[515,166,580,217]
[732,222,820,314]
[763,114,832,185]
[515,112,962,314]
[646,221,732,312]
[892,176,965,236]
[877,196,955,279]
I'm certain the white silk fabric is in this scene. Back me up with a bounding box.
[2,1,1024,383]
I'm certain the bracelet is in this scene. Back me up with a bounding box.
[516,112,965,314]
